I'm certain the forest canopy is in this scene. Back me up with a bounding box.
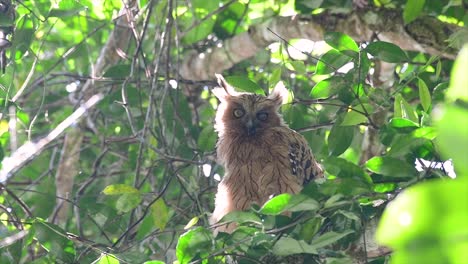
[0,0,467,263]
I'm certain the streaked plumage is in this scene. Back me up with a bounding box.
[211,74,323,231]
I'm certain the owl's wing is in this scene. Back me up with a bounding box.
[288,130,323,185]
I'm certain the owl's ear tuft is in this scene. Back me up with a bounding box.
[213,74,237,101]
[268,81,289,107]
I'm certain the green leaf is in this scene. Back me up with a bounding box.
[377,178,468,251]
[259,193,319,215]
[394,93,418,122]
[340,104,373,126]
[328,125,354,156]
[290,61,306,74]
[184,217,199,230]
[323,157,372,183]
[403,0,426,24]
[221,211,262,225]
[12,15,35,60]
[312,231,354,248]
[176,227,212,264]
[49,0,87,17]
[103,64,132,78]
[116,193,142,213]
[270,67,282,87]
[418,78,432,112]
[225,76,265,95]
[316,50,353,75]
[310,76,346,99]
[259,193,291,215]
[97,254,120,264]
[366,42,409,63]
[102,184,139,195]
[447,44,468,103]
[324,32,359,52]
[272,237,318,256]
[33,219,76,263]
[436,106,468,175]
[366,157,418,178]
[143,261,165,264]
[389,118,419,129]
[197,125,217,152]
[151,199,170,230]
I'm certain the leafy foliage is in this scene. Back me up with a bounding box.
[0,0,466,264]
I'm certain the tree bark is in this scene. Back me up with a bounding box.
[180,10,460,81]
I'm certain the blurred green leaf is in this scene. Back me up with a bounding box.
[33,219,76,263]
[418,78,432,112]
[436,105,468,175]
[316,50,353,74]
[272,237,318,256]
[290,61,306,74]
[270,67,282,87]
[221,211,262,225]
[97,254,120,264]
[366,42,409,63]
[310,76,346,99]
[324,32,359,52]
[328,125,354,156]
[176,227,212,264]
[225,76,265,95]
[116,193,142,213]
[389,118,419,129]
[403,0,426,24]
[102,184,139,195]
[103,64,132,78]
[197,125,217,152]
[366,157,418,177]
[447,44,468,103]
[394,93,418,123]
[151,199,170,230]
[259,193,319,215]
[340,104,373,126]
[312,231,354,248]
[377,178,468,257]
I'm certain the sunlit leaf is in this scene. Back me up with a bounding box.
[176,227,212,264]
[366,157,418,178]
[102,184,139,195]
[225,76,265,95]
[447,44,468,103]
[97,254,120,264]
[418,78,432,112]
[394,94,418,122]
[310,76,346,99]
[324,32,359,52]
[184,216,199,230]
[377,178,468,251]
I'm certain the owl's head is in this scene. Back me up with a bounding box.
[213,74,288,137]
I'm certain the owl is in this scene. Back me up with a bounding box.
[211,74,323,232]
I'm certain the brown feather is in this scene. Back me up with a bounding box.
[211,75,323,233]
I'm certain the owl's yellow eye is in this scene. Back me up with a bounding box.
[233,108,245,118]
[257,112,268,121]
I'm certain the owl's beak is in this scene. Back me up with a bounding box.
[246,119,256,136]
